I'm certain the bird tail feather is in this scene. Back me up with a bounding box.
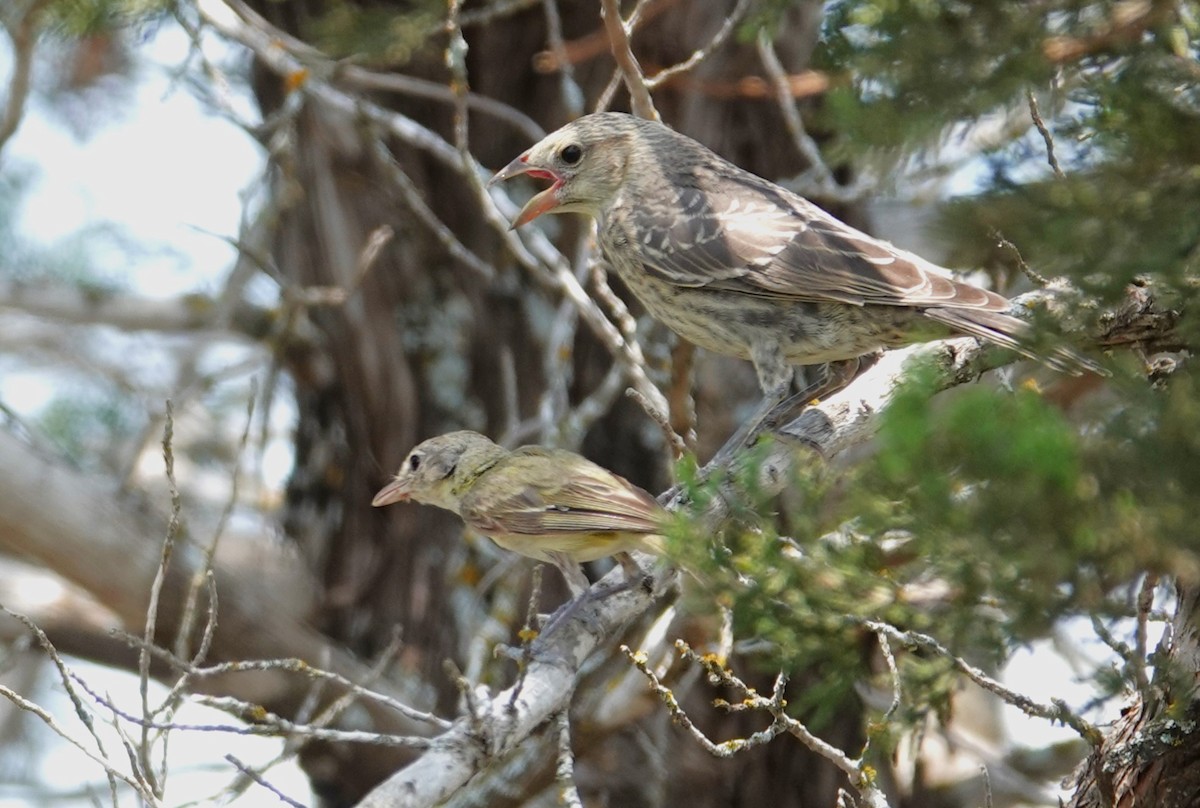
[924,307,1104,376]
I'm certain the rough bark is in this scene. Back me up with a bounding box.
[238,0,858,803]
[1066,584,1200,808]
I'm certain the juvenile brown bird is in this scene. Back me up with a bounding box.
[491,112,1099,417]
[372,430,666,595]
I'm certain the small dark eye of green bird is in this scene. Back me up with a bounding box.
[408,454,420,472]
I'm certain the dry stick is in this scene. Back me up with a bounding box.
[627,387,688,459]
[151,574,219,795]
[862,620,1103,746]
[535,0,673,74]
[369,136,492,278]
[224,754,307,808]
[623,641,891,807]
[561,363,626,449]
[594,68,624,113]
[220,0,543,140]
[367,136,494,279]
[645,0,752,89]
[172,386,258,672]
[991,227,1050,287]
[0,0,48,163]
[541,0,585,116]
[600,0,660,121]
[538,238,594,445]
[508,565,545,710]
[181,707,434,749]
[757,31,870,204]
[667,340,697,455]
[171,5,258,130]
[555,710,584,808]
[205,631,414,804]
[4,608,128,803]
[497,345,522,444]
[1134,573,1159,695]
[138,402,184,797]
[0,681,152,801]
[1026,88,1066,179]
[202,0,671,418]
[113,637,451,730]
[343,65,544,141]
[70,675,435,750]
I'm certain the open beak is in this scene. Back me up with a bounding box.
[372,477,411,507]
[489,153,563,229]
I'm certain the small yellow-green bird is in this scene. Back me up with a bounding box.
[372,430,666,595]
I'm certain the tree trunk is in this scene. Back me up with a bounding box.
[1066,583,1200,808]
[244,0,866,803]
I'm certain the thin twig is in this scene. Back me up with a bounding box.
[173,386,257,670]
[508,565,545,710]
[990,228,1050,287]
[756,30,869,204]
[627,387,687,459]
[862,620,1102,746]
[4,608,124,803]
[541,0,585,116]
[342,65,545,141]
[368,135,493,279]
[111,634,453,730]
[555,711,583,808]
[0,0,48,165]
[71,678,435,749]
[1134,573,1159,694]
[0,682,154,800]
[645,0,751,89]
[624,641,890,807]
[561,363,627,449]
[599,0,659,121]
[138,401,185,797]
[1026,88,1065,179]
[224,755,308,808]
[667,340,696,455]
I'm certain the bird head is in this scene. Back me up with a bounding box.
[489,113,638,228]
[372,430,506,514]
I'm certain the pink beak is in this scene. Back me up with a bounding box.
[372,478,411,507]
[489,153,563,228]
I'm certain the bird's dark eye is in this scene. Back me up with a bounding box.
[560,144,583,165]
[408,454,421,472]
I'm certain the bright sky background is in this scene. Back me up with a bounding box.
[6,23,261,296]
[1,22,314,808]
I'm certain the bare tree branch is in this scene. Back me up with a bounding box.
[599,0,659,121]
[0,0,47,164]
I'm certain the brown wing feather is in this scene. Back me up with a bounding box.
[634,159,1009,313]
[459,447,663,538]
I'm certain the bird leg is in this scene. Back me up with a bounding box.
[539,553,655,637]
[549,552,593,599]
[761,352,881,432]
[706,353,879,469]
